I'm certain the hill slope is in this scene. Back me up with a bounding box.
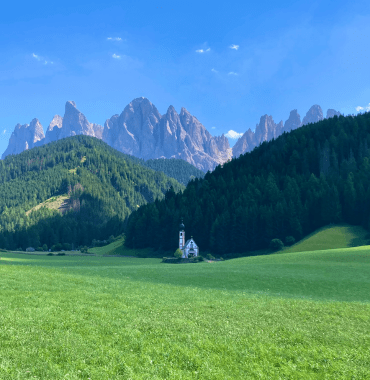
[284,224,370,253]
[0,135,185,250]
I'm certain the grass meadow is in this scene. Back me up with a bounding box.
[0,225,369,379]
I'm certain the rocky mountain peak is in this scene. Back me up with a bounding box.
[44,115,63,144]
[167,105,176,113]
[284,109,302,133]
[1,118,45,159]
[254,114,281,143]
[58,101,102,140]
[66,100,77,108]
[302,105,324,126]
[326,109,341,118]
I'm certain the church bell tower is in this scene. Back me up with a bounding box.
[179,218,185,253]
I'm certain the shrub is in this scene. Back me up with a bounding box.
[174,248,183,258]
[206,253,215,260]
[55,243,63,251]
[42,244,48,251]
[192,256,204,263]
[270,238,284,251]
[220,257,224,261]
[51,243,63,252]
[62,243,71,251]
[47,252,54,256]
[162,257,168,262]
[108,235,115,244]
[80,246,89,253]
[36,247,43,252]
[57,252,65,256]
[285,236,296,246]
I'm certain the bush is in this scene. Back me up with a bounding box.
[51,243,63,252]
[285,236,296,246]
[62,243,71,251]
[108,235,115,244]
[47,252,54,256]
[42,244,48,252]
[36,247,43,252]
[270,238,284,251]
[174,248,183,258]
[57,252,65,256]
[80,246,89,253]
[162,257,168,262]
[220,257,224,261]
[206,253,215,260]
[192,256,204,263]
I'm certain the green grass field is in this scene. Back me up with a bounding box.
[0,225,369,379]
[283,223,370,253]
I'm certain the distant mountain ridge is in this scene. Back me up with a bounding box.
[1,98,341,171]
[232,105,341,159]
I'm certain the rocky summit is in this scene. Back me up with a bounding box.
[103,97,231,172]
[1,118,45,158]
[232,105,341,159]
[301,105,324,126]
[2,98,341,172]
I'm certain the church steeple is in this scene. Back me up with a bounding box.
[179,218,185,251]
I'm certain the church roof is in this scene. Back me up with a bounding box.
[184,238,198,248]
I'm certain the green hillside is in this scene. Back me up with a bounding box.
[284,223,370,253]
[0,135,185,250]
[125,111,370,256]
[109,154,205,186]
[142,158,205,186]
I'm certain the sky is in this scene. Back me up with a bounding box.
[1,0,370,155]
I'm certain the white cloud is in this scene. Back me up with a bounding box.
[112,54,121,59]
[356,103,370,112]
[196,48,211,53]
[3,129,7,134]
[230,44,239,50]
[107,37,122,41]
[211,68,218,73]
[228,71,238,75]
[32,53,53,65]
[225,130,243,139]
[211,127,216,129]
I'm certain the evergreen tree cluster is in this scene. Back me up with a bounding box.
[0,135,185,250]
[125,112,370,257]
[142,158,205,186]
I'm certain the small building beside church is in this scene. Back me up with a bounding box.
[179,219,199,258]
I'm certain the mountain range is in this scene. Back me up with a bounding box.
[1,98,341,172]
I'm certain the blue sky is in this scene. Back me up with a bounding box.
[1,0,370,155]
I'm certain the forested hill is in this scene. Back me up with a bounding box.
[142,158,205,185]
[0,135,185,250]
[120,156,205,185]
[125,111,370,256]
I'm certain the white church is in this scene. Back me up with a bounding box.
[179,219,199,258]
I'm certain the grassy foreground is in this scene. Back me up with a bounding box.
[0,245,369,379]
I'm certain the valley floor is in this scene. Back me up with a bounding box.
[0,245,369,379]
